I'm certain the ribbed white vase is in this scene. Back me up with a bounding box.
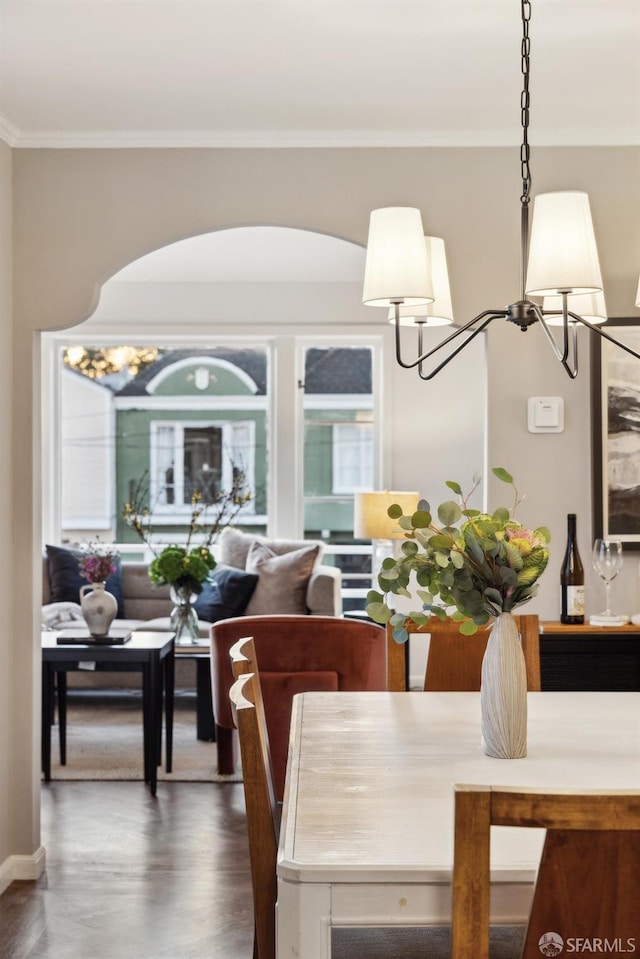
[480,611,527,759]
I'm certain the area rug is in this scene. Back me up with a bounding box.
[46,694,242,783]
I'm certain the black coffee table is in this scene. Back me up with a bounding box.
[41,630,175,796]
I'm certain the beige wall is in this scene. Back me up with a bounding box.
[4,145,640,871]
[0,139,13,885]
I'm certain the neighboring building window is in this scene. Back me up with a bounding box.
[151,420,254,509]
[332,423,374,493]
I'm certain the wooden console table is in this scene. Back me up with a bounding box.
[539,621,640,691]
[388,619,640,692]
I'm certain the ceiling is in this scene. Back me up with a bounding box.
[1,0,639,148]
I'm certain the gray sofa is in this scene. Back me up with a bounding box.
[42,533,342,689]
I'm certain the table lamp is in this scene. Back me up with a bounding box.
[354,490,420,577]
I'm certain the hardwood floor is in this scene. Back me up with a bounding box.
[0,780,254,959]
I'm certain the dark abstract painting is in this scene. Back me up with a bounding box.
[593,320,640,546]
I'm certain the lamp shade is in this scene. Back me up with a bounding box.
[387,236,454,327]
[542,291,607,326]
[363,208,434,307]
[525,191,603,296]
[353,490,420,540]
[636,275,640,308]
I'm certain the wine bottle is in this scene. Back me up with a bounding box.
[561,513,585,624]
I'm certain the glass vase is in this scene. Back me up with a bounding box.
[169,584,200,646]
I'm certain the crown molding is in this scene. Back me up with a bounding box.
[3,125,639,150]
[4,127,522,149]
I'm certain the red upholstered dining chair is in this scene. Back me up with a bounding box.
[211,614,387,798]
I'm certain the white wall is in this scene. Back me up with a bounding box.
[5,144,640,873]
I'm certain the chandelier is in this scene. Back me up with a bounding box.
[362,0,640,380]
[63,346,160,379]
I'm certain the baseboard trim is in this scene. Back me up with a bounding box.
[0,846,46,894]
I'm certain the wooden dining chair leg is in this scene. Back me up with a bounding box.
[452,786,491,959]
[216,724,237,774]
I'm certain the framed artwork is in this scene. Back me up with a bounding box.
[592,318,640,548]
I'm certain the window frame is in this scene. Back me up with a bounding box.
[149,418,256,514]
[41,331,385,546]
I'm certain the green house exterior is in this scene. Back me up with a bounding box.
[62,345,373,547]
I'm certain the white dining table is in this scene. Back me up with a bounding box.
[276,691,640,959]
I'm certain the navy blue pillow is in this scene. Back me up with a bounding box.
[45,544,126,619]
[193,564,258,623]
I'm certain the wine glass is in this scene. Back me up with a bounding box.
[592,539,623,617]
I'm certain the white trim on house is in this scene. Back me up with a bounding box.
[146,354,260,394]
[114,395,267,411]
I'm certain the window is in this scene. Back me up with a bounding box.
[151,420,255,509]
[44,338,381,574]
[47,343,268,545]
[332,423,374,494]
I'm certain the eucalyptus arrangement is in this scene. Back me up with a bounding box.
[366,468,550,640]
[123,467,251,594]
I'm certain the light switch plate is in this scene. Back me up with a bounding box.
[527,396,564,433]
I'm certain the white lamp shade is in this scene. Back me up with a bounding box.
[353,490,420,540]
[542,291,607,326]
[525,191,603,296]
[387,236,454,327]
[363,208,434,307]
[636,275,640,308]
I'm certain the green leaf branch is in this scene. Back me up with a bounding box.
[366,468,550,640]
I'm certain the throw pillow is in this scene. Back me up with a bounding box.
[244,541,320,615]
[193,564,259,623]
[45,544,126,618]
[219,528,325,569]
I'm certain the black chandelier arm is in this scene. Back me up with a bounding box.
[393,307,508,373]
[570,314,640,362]
[535,305,579,378]
[417,314,502,380]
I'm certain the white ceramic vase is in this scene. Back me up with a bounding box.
[79,582,118,638]
[480,611,528,759]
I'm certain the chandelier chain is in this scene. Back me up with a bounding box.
[520,0,531,206]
